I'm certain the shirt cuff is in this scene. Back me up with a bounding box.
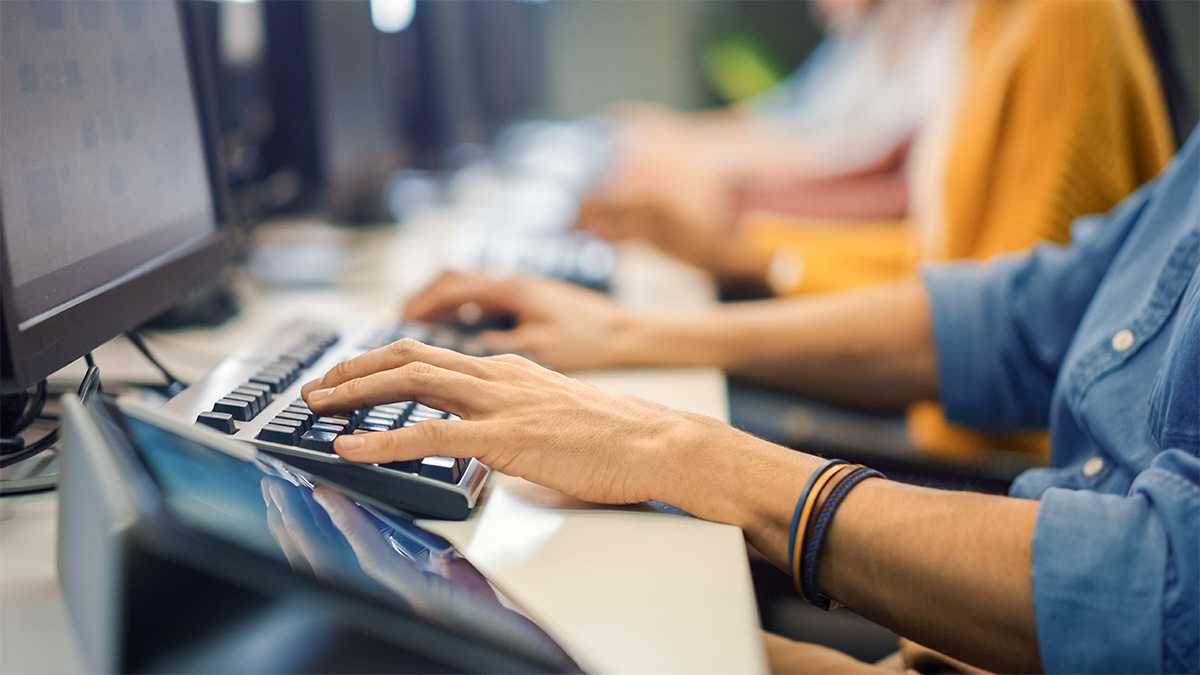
[1032,488,1166,673]
[920,263,1001,427]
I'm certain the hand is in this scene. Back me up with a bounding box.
[300,338,712,506]
[577,149,739,277]
[262,477,436,607]
[403,271,632,372]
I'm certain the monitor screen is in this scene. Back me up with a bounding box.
[0,0,232,390]
[64,396,581,672]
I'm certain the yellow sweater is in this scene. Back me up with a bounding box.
[741,0,1174,459]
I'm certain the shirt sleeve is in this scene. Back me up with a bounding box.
[1031,450,1199,673]
[920,176,1159,430]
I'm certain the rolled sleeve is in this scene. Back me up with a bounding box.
[921,177,1158,431]
[922,263,1010,427]
[1031,450,1200,673]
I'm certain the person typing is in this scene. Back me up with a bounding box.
[299,128,1200,672]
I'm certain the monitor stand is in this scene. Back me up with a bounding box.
[0,450,58,495]
[1,366,101,496]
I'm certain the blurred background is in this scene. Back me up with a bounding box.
[192,0,1198,225]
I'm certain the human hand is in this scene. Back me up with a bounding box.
[577,149,739,277]
[300,339,713,507]
[403,271,633,372]
[263,477,435,605]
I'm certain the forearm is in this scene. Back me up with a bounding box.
[824,481,1040,672]
[616,280,938,409]
[656,425,1040,673]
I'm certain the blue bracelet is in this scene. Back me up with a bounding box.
[800,466,884,611]
[787,459,847,583]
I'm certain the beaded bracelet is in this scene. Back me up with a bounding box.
[799,465,885,610]
[787,459,847,595]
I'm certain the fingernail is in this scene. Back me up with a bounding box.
[337,435,365,453]
[307,387,334,403]
[300,378,322,393]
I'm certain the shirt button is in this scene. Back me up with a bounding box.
[1082,456,1105,477]
[1111,329,1135,352]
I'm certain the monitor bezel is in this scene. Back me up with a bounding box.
[0,1,237,393]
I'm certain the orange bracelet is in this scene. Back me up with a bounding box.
[790,463,852,599]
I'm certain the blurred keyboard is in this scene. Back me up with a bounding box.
[161,319,492,520]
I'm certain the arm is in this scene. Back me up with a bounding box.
[299,340,1040,672]
[404,272,937,410]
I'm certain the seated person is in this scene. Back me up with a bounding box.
[605,0,960,222]
[585,0,1173,297]
[584,0,1176,460]
[301,129,1200,673]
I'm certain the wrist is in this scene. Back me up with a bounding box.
[608,312,720,369]
[653,414,825,564]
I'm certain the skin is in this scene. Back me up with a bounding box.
[578,112,836,291]
[403,271,935,410]
[300,276,1044,672]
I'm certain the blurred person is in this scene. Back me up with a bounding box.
[303,128,1200,674]
[582,0,1172,296]
[583,0,1176,460]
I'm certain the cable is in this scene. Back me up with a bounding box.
[0,363,102,469]
[124,330,187,396]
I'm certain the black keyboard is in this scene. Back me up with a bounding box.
[161,319,492,520]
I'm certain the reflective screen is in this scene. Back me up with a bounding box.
[114,411,578,672]
[0,0,216,327]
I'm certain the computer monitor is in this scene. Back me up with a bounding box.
[189,0,410,224]
[0,0,235,393]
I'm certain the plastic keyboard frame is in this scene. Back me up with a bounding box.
[160,319,491,520]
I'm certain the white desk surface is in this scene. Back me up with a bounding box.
[1,217,765,674]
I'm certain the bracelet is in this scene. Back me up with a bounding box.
[799,466,885,611]
[787,459,847,598]
[795,464,856,600]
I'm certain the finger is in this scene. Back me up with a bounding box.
[266,480,329,571]
[402,272,527,323]
[483,351,543,371]
[312,487,397,569]
[306,360,498,417]
[475,328,535,357]
[263,480,313,573]
[302,338,495,399]
[334,419,479,465]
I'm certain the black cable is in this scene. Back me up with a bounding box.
[124,330,187,396]
[0,364,102,469]
[11,381,47,432]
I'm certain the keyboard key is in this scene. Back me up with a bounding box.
[196,411,236,434]
[410,403,442,418]
[233,386,270,409]
[223,393,260,418]
[269,417,307,435]
[299,428,339,453]
[274,411,312,430]
[310,422,346,436]
[419,456,462,483]
[283,406,315,423]
[316,417,356,433]
[363,413,399,429]
[249,372,286,393]
[257,424,300,445]
[213,398,254,421]
[378,459,420,473]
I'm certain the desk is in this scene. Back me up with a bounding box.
[1,217,765,674]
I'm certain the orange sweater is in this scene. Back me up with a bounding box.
[740,0,1174,458]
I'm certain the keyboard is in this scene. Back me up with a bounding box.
[160,319,493,520]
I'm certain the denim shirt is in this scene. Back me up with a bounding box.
[923,128,1199,673]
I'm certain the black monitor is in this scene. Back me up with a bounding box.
[0,0,234,393]
[188,0,410,224]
